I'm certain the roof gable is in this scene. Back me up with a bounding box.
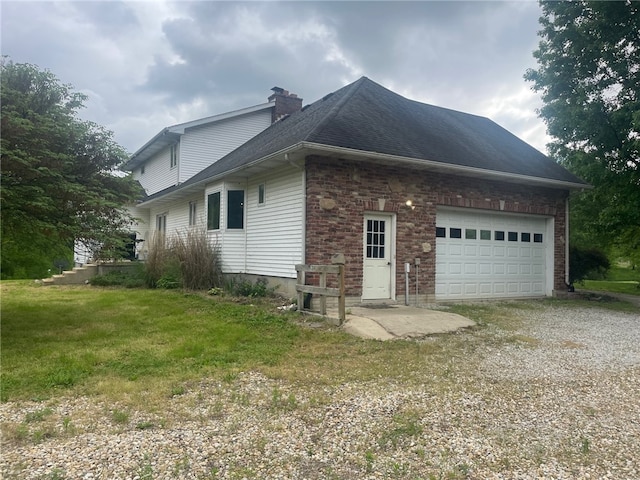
[124,102,274,171]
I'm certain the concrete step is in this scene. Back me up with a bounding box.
[41,263,117,286]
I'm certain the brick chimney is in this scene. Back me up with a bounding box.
[268,86,303,123]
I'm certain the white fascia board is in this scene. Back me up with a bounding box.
[299,142,592,190]
[167,102,274,134]
[137,140,590,208]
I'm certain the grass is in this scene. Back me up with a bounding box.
[2,281,637,407]
[2,281,639,478]
[578,265,640,296]
[0,280,502,409]
[0,281,300,403]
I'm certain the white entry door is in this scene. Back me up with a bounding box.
[362,214,394,300]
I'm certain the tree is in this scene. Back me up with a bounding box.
[1,59,142,278]
[525,1,640,265]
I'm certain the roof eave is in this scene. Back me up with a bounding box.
[136,141,590,208]
[124,129,181,171]
[299,142,592,190]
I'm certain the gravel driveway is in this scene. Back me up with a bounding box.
[2,303,639,479]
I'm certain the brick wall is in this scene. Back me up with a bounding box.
[305,155,569,299]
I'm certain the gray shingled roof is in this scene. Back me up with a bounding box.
[157,77,588,198]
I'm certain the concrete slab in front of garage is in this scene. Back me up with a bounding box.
[339,304,476,340]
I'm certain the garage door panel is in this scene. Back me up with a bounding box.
[464,263,477,274]
[507,283,520,293]
[464,284,478,295]
[436,209,549,300]
[449,263,462,274]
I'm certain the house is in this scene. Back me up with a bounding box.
[124,87,303,259]
[129,77,588,303]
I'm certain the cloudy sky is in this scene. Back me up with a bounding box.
[2,1,551,156]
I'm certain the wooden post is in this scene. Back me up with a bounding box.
[296,265,304,311]
[295,255,346,325]
[319,270,327,315]
[338,264,345,324]
[332,253,346,325]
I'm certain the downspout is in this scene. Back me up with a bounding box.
[244,181,248,274]
[301,165,307,267]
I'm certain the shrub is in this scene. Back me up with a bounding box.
[170,227,223,290]
[89,266,146,288]
[144,228,222,290]
[226,277,274,297]
[144,233,171,288]
[570,246,610,284]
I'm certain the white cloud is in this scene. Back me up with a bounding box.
[1,0,550,155]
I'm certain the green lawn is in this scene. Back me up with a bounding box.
[578,265,640,295]
[0,282,302,402]
[0,282,439,404]
[2,281,637,407]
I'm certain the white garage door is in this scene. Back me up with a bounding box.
[436,208,550,300]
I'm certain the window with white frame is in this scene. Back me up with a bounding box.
[156,213,167,234]
[227,190,244,229]
[258,183,265,205]
[170,144,178,169]
[188,201,197,226]
[207,192,220,230]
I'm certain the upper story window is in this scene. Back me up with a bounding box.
[258,183,265,205]
[170,144,178,169]
[140,165,145,175]
[207,192,220,230]
[227,190,244,229]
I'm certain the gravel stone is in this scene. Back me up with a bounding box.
[1,304,639,479]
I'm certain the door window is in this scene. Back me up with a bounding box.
[366,219,386,258]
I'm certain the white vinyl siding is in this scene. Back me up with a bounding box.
[148,194,203,239]
[203,168,304,277]
[134,146,179,195]
[179,110,272,183]
[222,230,246,272]
[245,168,304,278]
[132,108,271,196]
